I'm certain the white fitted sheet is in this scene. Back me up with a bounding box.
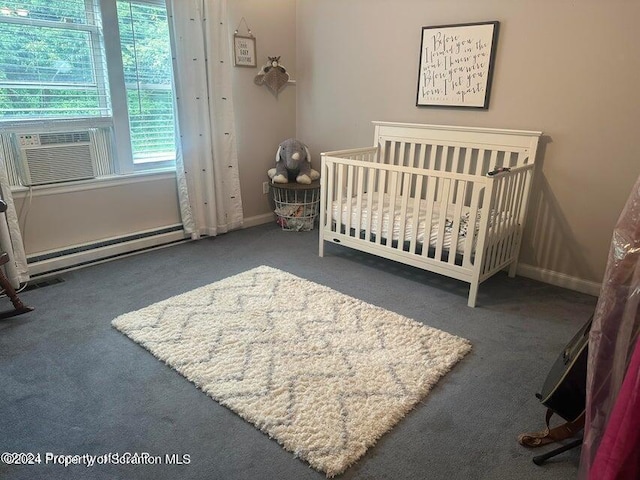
[331,194,503,254]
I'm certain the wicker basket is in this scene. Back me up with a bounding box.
[270,181,320,231]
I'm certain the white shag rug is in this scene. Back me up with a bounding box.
[112,266,471,477]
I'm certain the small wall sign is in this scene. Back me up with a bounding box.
[234,34,256,67]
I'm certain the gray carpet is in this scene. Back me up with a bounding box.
[0,223,597,480]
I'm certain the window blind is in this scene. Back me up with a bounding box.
[0,0,110,119]
[117,0,175,164]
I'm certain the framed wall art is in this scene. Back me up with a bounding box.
[416,21,499,109]
[233,34,256,67]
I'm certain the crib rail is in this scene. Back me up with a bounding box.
[320,146,379,161]
[376,136,533,175]
[320,154,492,279]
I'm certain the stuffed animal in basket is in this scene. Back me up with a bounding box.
[267,138,320,184]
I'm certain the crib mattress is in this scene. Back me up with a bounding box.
[330,195,504,254]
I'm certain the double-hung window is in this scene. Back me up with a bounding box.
[0,0,176,184]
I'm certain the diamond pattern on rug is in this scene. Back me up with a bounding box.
[112,265,471,477]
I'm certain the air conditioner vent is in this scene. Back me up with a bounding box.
[39,131,90,145]
[17,132,96,186]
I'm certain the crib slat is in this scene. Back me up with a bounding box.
[319,159,327,235]
[516,150,529,167]
[380,140,388,166]
[326,160,335,233]
[465,149,477,175]
[410,174,424,254]
[427,144,438,170]
[502,173,518,264]
[462,183,482,268]
[386,170,399,244]
[364,166,375,241]
[488,175,505,271]
[397,172,411,248]
[384,141,391,165]
[483,180,500,274]
[408,142,416,169]
[417,143,427,170]
[448,179,466,265]
[502,173,518,263]
[355,166,365,237]
[434,177,451,261]
[421,175,437,258]
[375,170,386,245]
[494,175,510,266]
[487,150,499,175]
[451,146,460,174]
[396,162,404,194]
[398,142,406,167]
[345,165,354,235]
[336,164,345,233]
[439,145,448,172]
[461,148,471,175]
[473,149,482,176]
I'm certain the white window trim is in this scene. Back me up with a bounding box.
[10,167,176,198]
[100,0,134,174]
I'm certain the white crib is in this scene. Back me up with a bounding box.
[319,121,542,307]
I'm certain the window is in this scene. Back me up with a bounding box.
[117,0,175,167]
[0,0,176,180]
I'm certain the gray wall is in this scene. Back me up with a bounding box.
[295,0,640,288]
[229,0,297,223]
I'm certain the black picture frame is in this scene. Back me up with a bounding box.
[416,21,499,109]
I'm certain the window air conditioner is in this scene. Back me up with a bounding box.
[17,131,96,186]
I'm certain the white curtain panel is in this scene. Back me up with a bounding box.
[0,157,29,288]
[167,0,243,238]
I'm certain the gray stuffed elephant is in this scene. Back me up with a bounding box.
[267,138,320,184]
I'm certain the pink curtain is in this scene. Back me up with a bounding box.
[579,174,640,479]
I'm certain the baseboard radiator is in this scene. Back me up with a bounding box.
[27,224,189,278]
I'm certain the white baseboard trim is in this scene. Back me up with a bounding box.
[243,212,275,228]
[27,214,276,279]
[516,263,601,297]
[28,226,188,277]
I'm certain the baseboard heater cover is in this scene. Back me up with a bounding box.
[27,225,188,277]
